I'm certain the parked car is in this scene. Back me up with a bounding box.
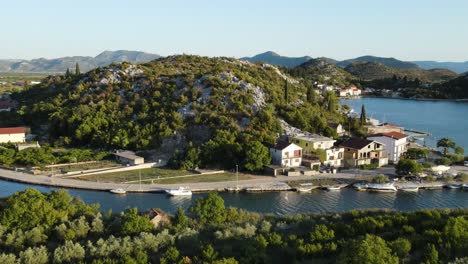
[464,161,468,167]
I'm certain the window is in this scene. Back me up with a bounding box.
[338,152,343,159]
[368,145,371,148]
[295,159,300,163]
[305,143,308,147]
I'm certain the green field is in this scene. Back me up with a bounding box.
[77,167,195,183]
[0,72,49,94]
[155,172,252,184]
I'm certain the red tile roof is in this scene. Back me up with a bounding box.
[369,131,407,140]
[0,127,26,134]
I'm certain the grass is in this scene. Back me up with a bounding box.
[59,161,121,173]
[0,72,49,94]
[155,173,252,184]
[77,167,195,183]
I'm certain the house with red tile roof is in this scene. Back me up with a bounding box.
[0,127,26,143]
[368,132,409,163]
[339,138,388,167]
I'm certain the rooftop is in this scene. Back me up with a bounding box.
[113,150,143,160]
[271,141,300,151]
[369,131,408,140]
[291,133,335,143]
[340,138,374,149]
[0,127,26,135]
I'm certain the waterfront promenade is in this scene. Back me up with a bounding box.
[1,167,463,193]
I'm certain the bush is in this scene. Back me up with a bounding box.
[359,163,378,170]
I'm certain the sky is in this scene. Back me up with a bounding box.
[1,0,467,61]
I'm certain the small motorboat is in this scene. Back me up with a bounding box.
[353,183,369,191]
[296,186,313,192]
[399,186,419,192]
[325,186,341,191]
[109,188,127,194]
[165,187,192,196]
[299,183,313,186]
[367,183,397,193]
[445,184,462,189]
[462,184,468,189]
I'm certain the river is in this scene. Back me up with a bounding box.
[1,180,467,214]
[341,97,468,152]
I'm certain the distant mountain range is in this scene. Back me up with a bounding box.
[240,52,468,74]
[0,50,161,73]
[411,61,468,74]
[240,51,312,68]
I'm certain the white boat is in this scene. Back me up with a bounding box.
[353,183,369,191]
[299,183,314,186]
[109,188,127,194]
[399,186,419,192]
[165,187,192,196]
[367,183,397,193]
[296,187,313,192]
[462,184,468,189]
[445,184,462,189]
[325,186,341,191]
[226,187,241,192]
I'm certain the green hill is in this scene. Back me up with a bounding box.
[240,51,312,68]
[345,62,458,83]
[337,55,420,69]
[13,55,346,169]
[289,58,354,86]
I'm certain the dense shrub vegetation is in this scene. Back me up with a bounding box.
[10,55,350,170]
[0,189,466,263]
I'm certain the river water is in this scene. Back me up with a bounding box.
[341,97,468,152]
[1,98,467,214]
[1,180,467,214]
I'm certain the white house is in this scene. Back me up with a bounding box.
[323,147,344,167]
[0,127,26,143]
[290,134,336,151]
[270,142,302,168]
[368,131,408,164]
[114,150,145,165]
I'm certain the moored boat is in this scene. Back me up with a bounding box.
[109,188,127,194]
[352,183,369,191]
[296,187,313,192]
[165,187,192,196]
[462,184,468,189]
[399,186,419,192]
[325,186,341,191]
[367,183,397,193]
[445,184,462,189]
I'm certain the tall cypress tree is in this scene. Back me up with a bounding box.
[284,80,289,103]
[65,68,71,78]
[75,63,81,75]
[307,85,316,104]
[360,104,367,125]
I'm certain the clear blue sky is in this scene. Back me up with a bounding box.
[1,0,467,61]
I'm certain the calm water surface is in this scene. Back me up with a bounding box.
[1,180,467,214]
[341,98,468,152]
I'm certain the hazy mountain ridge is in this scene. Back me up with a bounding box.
[412,61,468,74]
[337,55,420,69]
[344,61,458,82]
[0,50,161,73]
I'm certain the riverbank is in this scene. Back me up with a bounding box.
[1,167,465,194]
[359,95,468,102]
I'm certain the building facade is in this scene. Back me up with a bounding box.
[368,132,408,164]
[114,150,145,165]
[323,147,345,167]
[340,138,388,167]
[0,127,26,143]
[270,142,302,168]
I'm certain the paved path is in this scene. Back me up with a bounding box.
[0,167,359,192]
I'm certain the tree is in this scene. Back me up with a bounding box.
[422,244,439,264]
[437,138,456,155]
[201,244,218,263]
[284,80,289,103]
[160,246,180,264]
[396,159,422,176]
[120,208,154,235]
[65,68,71,79]
[389,238,411,260]
[360,104,367,126]
[243,141,271,171]
[454,146,464,155]
[444,216,468,256]
[75,63,80,75]
[190,192,226,225]
[306,85,317,104]
[173,206,188,229]
[405,148,429,160]
[372,174,389,184]
[53,241,85,263]
[339,234,398,264]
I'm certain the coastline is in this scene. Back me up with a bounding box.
[0,167,460,194]
[357,95,468,102]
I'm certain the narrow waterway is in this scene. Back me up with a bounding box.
[1,180,467,214]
